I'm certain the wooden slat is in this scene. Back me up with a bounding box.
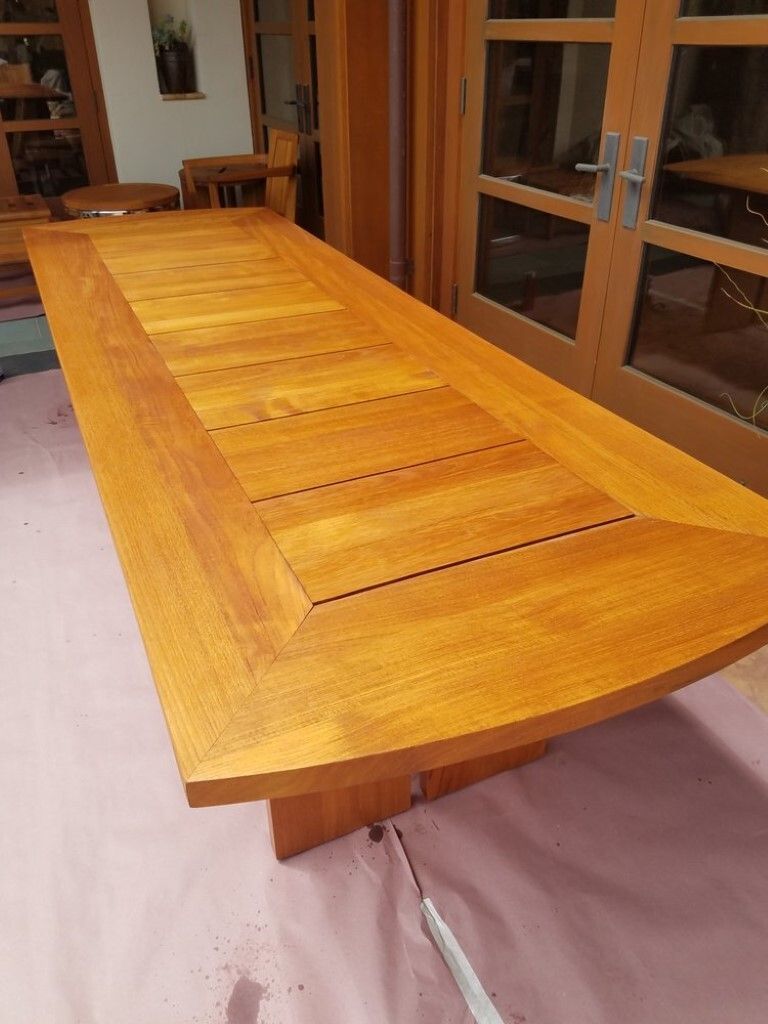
[150,308,388,377]
[100,238,276,274]
[642,219,768,278]
[114,257,304,302]
[248,210,768,536]
[258,442,632,600]
[187,517,768,803]
[213,387,524,500]
[179,345,444,430]
[23,227,311,779]
[131,281,343,335]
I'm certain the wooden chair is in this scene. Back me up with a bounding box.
[180,129,298,221]
[0,63,32,85]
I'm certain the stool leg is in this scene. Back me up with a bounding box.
[420,740,547,801]
[268,775,412,859]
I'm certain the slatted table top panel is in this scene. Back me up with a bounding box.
[25,208,768,809]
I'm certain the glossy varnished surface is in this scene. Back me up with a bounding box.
[25,208,768,806]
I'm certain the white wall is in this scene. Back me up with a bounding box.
[87,0,253,188]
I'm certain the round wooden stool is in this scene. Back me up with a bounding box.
[62,183,180,218]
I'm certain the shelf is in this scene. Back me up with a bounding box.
[161,92,206,101]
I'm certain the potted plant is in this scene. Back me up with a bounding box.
[152,15,194,95]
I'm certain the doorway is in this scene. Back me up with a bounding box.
[0,0,115,207]
[455,0,768,492]
[240,0,324,237]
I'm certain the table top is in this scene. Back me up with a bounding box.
[24,208,768,807]
[664,153,768,194]
[62,182,180,213]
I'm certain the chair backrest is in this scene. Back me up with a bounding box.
[0,63,33,85]
[181,152,266,210]
[265,128,299,222]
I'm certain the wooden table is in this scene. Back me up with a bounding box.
[664,153,768,194]
[24,209,768,859]
[62,183,180,217]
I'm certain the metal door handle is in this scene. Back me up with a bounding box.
[619,169,646,185]
[575,131,620,222]
[575,162,610,174]
[620,137,649,229]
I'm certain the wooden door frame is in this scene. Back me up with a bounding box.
[0,0,115,197]
[592,1,768,492]
[452,0,646,395]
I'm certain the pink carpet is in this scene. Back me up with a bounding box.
[2,369,767,1024]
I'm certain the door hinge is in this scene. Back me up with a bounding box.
[450,282,459,317]
[459,77,467,115]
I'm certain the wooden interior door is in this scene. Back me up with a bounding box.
[455,0,645,393]
[592,0,768,493]
[241,0,324,237]
[0,0,114,207]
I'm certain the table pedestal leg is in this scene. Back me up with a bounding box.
[268,775,412,859]
[420,739,547,801]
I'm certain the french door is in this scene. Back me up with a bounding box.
[0,0,114,207]
[241,0,324,237]
[457,0,768,492]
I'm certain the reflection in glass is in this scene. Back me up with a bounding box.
[254,0,292,20]
[653,46,768,244]
[257,34,297,126]
[680,1,768,14]
[483,41,609,201]
[9,129,87,197]
[0,35,75,122]
[630,245,768,430]
[489,0,614,16]
[0,0,57,21]
[476,195,589,339]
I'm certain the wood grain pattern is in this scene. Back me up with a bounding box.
[179,345,444,430]
[114,257,304,302]
[213,387,524,500]
[25,210,768,846]
[268,776,411,859]
[248,210,768,536]
[23,227,310,779]
[132,281,343,335]
[150,308,387,377]
[188,517,768,803]
[420,740,547,801]
[258,443,632,600]
[98,232,276,274]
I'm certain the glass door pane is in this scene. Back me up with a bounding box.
[592,0,768,492]
[456,0,645,392]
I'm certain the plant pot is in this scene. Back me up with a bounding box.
[159,48,190,94]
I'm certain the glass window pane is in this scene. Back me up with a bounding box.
[0,0,58,21]
[482,41,610,202]
[476,194,589,339]
[629,245,768,431]
[680,1,768,14]
[0,35,76,121]
[652,46,768,244]
[254,0,292,20]
[8,129,87,197]
[256,33,297,126]
[489,1,615,16]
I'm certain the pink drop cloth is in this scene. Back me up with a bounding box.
[1,370,767,1024]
